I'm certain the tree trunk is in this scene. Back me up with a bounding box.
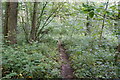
[85,16,91,35]
[3,2,18,45]
[99,0,109,46]
[115,1,120,63]
[85,1,91,36]
[30,2,38,43]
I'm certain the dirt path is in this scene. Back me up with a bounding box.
[58,40,74,78]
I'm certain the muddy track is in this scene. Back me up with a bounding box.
[58,40,74,78]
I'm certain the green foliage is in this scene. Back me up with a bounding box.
[89,11,94,18]
[2,43,60,79]
[2,1,119,79]
[66,36,118,78]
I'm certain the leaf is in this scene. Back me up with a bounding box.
[89,11,94,18]
[82,3,88,8]
[4,72,17,78]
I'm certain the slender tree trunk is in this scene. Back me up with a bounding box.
[3,2,18,45]
[85,1,91,36]
[99,0,109,45]
[85,16,91,35]
[115,6,120,64]
[30,2,38,43]
[114,1,120,78]
[0,1,2,78]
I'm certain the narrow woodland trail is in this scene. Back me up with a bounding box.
[58,40,75,78]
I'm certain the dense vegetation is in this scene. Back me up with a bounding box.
[1,1,120,79]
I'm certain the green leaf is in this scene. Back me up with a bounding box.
[89,11,94,18]
[82,3,88,8]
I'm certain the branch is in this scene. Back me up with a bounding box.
[37,3,63,38]
[96,12,118,20]
[36,2,48,32]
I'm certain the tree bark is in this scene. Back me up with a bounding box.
[30,2,38,43]
[3,2,18,45]
[85,16,91,35]
[85,1,91,36]
[115,1,120,63]
[99,0,109,46]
